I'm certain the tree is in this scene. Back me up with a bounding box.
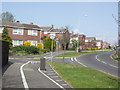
[2,27,12,47]
[43,37,56,51]
[1,12,15,22]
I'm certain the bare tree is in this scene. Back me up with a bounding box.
[59,26,70,63]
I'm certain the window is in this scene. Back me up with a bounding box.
[12,40,23,46]
[13,28,23,35]
[44,31,48,34]
[28,30,38,36]
[0,27,3,33]
[28,40,37,46]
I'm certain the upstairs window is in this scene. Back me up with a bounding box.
[28,30,38,36]
[13,28,23,35]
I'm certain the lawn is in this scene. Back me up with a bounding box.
[55,51,108,57]
[50,62,119,88]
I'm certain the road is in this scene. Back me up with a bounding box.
[2,51,119,89]
[47,51,119,77]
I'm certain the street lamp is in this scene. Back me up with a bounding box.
[50,34,55,63]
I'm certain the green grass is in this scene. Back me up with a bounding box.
[55,51,108,57]
[50,62,119,88]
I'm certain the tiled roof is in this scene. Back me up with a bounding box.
[85,37,96,40]
[50,28,67,33]
[23,24,40,29]
[71,34,85,38]
[39,26,53,31]
[0,21,24,28]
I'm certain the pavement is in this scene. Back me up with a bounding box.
[2,51,74,89]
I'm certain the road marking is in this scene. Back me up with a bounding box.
[74,57,77,62]
[62,84,68,86]
[20,61,29,89]
[38,68,65,89]
[74,58,87,67]
[51,76,59,78]
[70,58,74,61]
[96,55,100,61]
[47,73,56,75]
[101,61,107,64]
[56,80,63,82]
[109,64,118,68]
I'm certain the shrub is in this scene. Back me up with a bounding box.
[37,43,43,49]
[11,45,39,54]
[24,41,31,46]
[24,46,39,54]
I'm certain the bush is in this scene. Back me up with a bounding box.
[37,43,43,49]
[24,41,31,46]
[68,48,76,50]
[11,45,39,54]
[24,46,39,54]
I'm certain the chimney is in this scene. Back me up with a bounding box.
[51,25,54,28]
[16,21,20,23]
[30,22,33,25]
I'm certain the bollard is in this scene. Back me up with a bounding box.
[40,58,46,70]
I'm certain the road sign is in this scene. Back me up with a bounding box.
[56,40,59,44]
[50,35,55,39]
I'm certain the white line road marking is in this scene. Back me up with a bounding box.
[77,61,87,67]
[20,61,30,89]
[51,76,59,78]
[47,73,56,75]
[71,58,74,61]
[74,57,77,62]
[101,61,107,64]
[96,55,100,61]
[74,58,87,67]
[38,68,65,89]
[109,64,118,68]
[56,80,63,82]
[62,84,68,86]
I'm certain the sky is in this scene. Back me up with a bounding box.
[2,2,118,45]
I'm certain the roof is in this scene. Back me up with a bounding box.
[22,24,40,29]
[71,34,85,38]
[50,28,67,33]
[39,26,53,31]
[0,21,40,30]
[0,21,24,28]
[96,40,103,42]
[85,37,96,40]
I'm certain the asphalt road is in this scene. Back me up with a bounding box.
[46,51,119,77]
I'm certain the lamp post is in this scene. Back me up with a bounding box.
[50,34,55,63]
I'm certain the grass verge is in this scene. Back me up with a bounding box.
[55,51,108,57]
[50,62,119,88]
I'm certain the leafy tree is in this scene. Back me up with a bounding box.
[2,27,12,47]
[1,12,15,22]
[43,37,56,51]
[72,40,83,48]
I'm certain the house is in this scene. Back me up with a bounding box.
[96,40,103,49]
[0,21,41,46]
[48,28,70,50]
[103,42,110,49]
[69,33,86,49]
[85,37,97,48]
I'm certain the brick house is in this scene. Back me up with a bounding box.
[69,33,86,49]
[0,21,42,46]
[96,40,103,49]
[85,37,97,48]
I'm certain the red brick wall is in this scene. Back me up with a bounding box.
[7,27,41,43]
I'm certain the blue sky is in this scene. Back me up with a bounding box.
[2,2,118,45]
